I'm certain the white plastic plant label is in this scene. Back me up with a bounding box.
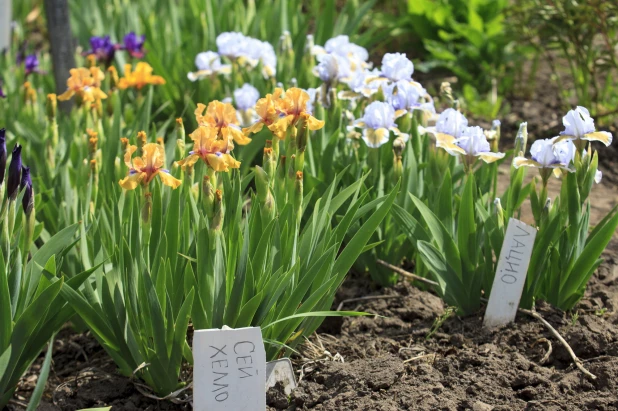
[193,326,266,411]
[0,0,11,52]
[266,358,297,395]
[483,218,537,328]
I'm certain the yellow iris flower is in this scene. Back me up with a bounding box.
[176,126,240,172]
[58,67,108,103]
[242,88,283,136]
[194,101,251,146]
[269,88,324,138]
[119,141,182,190]
[118,62,166,90]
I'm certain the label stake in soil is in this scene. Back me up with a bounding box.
[265,358,297,395]
[193,326,266,411]
[484,218,536,328]
[0,0,11,52]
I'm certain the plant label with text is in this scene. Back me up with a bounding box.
[484,218,536,328]
[193,326,266,411]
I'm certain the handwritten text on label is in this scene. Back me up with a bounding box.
[483,218,537,328]
[193,327,266,411]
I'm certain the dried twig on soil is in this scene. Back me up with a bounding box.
[130,363,193,404]
[376,259,439,287]
[9,398,29,408]
[582,355,615,363]
[133,381,193,404]
[67,340,89,363]
[296,334,346,384]
[531,338,552,364]
[336,295,402,311]
[403,353,436,364]
[519,307,597,380]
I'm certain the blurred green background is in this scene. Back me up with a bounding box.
[6,0,618,127]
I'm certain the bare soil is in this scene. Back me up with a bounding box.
[269,255,618,410]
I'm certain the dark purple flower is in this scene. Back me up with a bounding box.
[7,145,22,201]
[123,32,145,58]
[0,80,5,99]
[0,129,6,186]
[20,166,34,214]
[24,54,40,75]
[84,36,117,65]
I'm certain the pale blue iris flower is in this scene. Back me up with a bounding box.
[234,84,260,111]
[437,125,504,164]
[420,108,468,145]
[383,80,435,117]
[349,101,409,148]
[187,51,231,81]
[558,106,612,146]
[379,53,414,83]
[312,35,369,86]
[233,83,260,126]
[513,137,575,174]
[214,32,277,78]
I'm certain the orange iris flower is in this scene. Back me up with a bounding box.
[176,126,240,172]
[242,88,283,136]
[269,88,324,138]
[118,62,166,90]
[58,67,108,103]
[119,141,181,190]
[194,101,251,146]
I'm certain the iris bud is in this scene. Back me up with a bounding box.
[46,94,57,120]
[277,155,286,183]
[202,176,215,218]
[263,146,276,179]
[254,166,270,203]
[296,118,308,153]
[294,171,303,213]
[176,138,186,160]
[142,192,152,223]
[107,66,119,89]
[137,131,147,154]
[120,137,130,151]
[514,122,528,157]
[393,136,406,157]
[20,166,34,215]
[87,129,98,155]
[23,82,36,105]
[211,189,223,231]
[0,128,6,186]
[175,118,185,143]
[7,144,22,200]
[494,198,504,229]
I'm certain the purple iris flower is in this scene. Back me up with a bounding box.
[7,144,22,201]
[20,165,34,214]
[0,81,5,98]
[84,36,117,65]
[24,54,40,75]
[123,32,145,58]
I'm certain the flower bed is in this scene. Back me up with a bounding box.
[2,2,618,409]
